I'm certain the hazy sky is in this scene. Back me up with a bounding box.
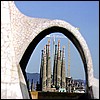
[15,1,99,80]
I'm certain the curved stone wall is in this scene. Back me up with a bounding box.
[1,1,95,99]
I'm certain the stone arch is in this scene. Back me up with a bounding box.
[10,2,94,85]
[2,1,97,99]
[13,0,94,96]
[20,25,94,91]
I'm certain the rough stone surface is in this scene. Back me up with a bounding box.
[1,1,97,99]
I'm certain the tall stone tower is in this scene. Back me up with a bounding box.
[41,40,52,91]
[61,46,66,88]
[42,46,47,91]
[46,39,51,89]
[40,50,44,90]
[57,40,61,88]
[53,42,66,89]
[53,45,57,86]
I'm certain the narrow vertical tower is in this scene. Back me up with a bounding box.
[67,40,70,77]
[61,46,66,88]
[42,46,47,91]
[60,50,62,61]
[40,50,44,90]
[47,39,51,88]
[46,44,48,81]
[57,40,61,88]
[53,45,57,86]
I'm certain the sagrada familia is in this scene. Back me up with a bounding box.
[39,40,66,92]
[1,1,99,99]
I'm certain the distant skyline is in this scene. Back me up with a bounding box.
[15,1,99,80]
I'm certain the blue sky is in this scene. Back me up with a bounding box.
[15,1,99,80]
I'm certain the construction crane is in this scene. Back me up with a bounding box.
[67,27,80,78]
[67,40,70,78]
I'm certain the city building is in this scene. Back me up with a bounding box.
[28,39,86,93]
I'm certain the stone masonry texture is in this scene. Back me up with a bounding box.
[1,1,95,99]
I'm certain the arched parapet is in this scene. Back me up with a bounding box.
[8,1,94,87]
[9,2,94,86]
[1,1,96,99]
[26,19,94,87]
[19,19,95,97]
[8,1,52,64]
